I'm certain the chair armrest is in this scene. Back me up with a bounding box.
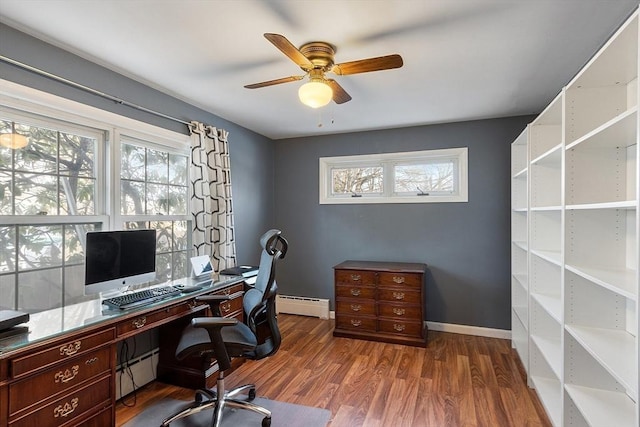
[197,291,244,316]
[191,317,238,329]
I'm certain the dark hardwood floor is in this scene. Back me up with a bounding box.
[116,314,551,426]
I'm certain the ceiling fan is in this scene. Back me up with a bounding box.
[244,33,403,108]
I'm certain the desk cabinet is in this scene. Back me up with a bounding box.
[5,328,115,426]
[333,261,428,347]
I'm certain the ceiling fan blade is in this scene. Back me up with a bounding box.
[264,33,313,69]
[244,75,305,89]
[331,54,403,76]
[326,79,352,104]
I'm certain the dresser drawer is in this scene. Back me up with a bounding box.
[9,374,111,427]
[335,315,377,332]
[336,300,376,316]
[335,270,376,286]
[9,346,112,415]
[377,288,421,304]
[76,405,113,427]
[11,328,115,379]
[378,272,422,289]
[336,284,376,300]
[117,301,197,337]
[378,303,422,321]
[215,283,244,296]
[378,319,423,337]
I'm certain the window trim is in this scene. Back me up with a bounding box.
[319,148,468,204]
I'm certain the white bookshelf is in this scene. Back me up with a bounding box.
[511,8,639,426]
[511,128,530,374]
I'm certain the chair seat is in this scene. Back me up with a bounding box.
[176,321,258,361]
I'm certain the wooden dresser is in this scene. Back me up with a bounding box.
[333,260,428,347]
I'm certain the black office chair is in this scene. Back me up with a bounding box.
[161,229,288,427]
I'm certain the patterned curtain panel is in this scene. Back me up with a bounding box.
[189,121,237,272]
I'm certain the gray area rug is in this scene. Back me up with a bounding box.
[123,396,332,427]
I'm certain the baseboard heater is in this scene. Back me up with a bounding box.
[276,295,330,319]
[115,348,159,399]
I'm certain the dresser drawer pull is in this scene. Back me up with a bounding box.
[392,292,405,300]
[393,324,406,332]
[54,365,79,383]
[350,288,361,296]
[393,308,406,316]
[392,276,405,284]
[350,319,362,327]
[85,357,99,365]
[350,304,362,312]
[132,316,147,329]
[59,341,82,356]
[53,397,79,418]
[221,302,231,314]
[350,274,361,281]
[223,288,231,296]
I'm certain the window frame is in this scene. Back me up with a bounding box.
[319,147,468,204]
[0,80,192,310]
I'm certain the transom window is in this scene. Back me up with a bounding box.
[319,148,468,204]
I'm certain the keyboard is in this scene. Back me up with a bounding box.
[102,286,182,310]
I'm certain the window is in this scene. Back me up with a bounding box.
[119,140,190,284]
[0,82,191,312]
[0,114,107,310]
[319,148,468,204]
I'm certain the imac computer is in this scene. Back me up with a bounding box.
[84,229,156,296]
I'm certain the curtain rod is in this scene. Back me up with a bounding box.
[1,55,192,126]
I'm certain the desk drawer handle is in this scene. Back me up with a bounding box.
[53,397,79,418]
[393,308,406,316]
[85,357,99,365]
[54,365,79,383]
[350,288,361,296]
[392,292,405,300]
[350,274,361,282]
[221,302,231,314]
[393,324,406,332]
[350,304,362,312]
[392,276,405,284]
[59,341,81,357]
[133,316,147,329]
[350,319,362,327]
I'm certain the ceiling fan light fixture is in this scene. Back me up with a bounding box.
[298,80,333,108]
[0,133,28,149]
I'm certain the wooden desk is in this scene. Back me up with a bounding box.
[0,276,245,427]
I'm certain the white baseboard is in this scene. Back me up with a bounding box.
[327,311,509,339]
[115,349,159,399]
[426,321,511,339]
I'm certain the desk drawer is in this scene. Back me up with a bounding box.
[377,288,421,304]
[9,346,112,415]
[378,272,422,289]
[335,270,376,286]
[335,315,377,332]
[117,301,197,337]
[378,319,423,337]
[11,329,115,379]
[217,294,243,317]
[378,303,422,321]
[336,284,376,300]
[9,374,111,427]
[336,300,376,316]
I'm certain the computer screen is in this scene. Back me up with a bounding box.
[84,229,156,295]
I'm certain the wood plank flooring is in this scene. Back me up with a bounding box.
[116,314,551,426]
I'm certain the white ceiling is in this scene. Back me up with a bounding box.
[0,0,638,140]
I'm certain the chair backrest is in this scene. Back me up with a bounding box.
[243,229,288,359]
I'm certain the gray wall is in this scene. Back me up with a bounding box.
[0,23,274,263]
[275,117,533,330]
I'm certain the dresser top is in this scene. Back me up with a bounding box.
[334,260,427,273]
